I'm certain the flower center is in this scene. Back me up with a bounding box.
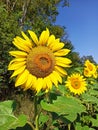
[26,46,55,78]
[71,79,80,89]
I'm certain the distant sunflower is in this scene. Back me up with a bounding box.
[84,60,97,78]
[8,28,72,93]
[65,73,87,95]
[84,68,92,77]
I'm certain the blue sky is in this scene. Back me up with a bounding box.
[56,0,98,63]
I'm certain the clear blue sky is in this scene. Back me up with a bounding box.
[56,0,98,63]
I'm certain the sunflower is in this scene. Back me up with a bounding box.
[84,68,92,77]
[65,73,87,95]
[8,28,72,93]
[84,60,97,78]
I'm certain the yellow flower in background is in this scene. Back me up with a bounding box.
[65,73,87,95]
[8,28,72,93]
[84,60,97,78]
[84,60,96,72]
[84,68,92,77]
[93,71,97,78]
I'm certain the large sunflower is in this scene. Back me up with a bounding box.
[8,28,72,93]
[65,73,87,95]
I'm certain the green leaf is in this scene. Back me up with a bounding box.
[0,100,15,114]
[57,84,69,95]
[92,114,98,127]
[89,89,98,97]
[82,93,98,104]
[88,82,98,90]
[54,128,59,130]
[41,96,86,122]
[0,100,27,130]
[75,123,94,130]
[39,112,49,126]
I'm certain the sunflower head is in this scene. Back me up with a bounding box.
[84,60,97,78]
[8,28,72,93]
[84,68,92,77]
[84,60,96,71]
[65,73,87,95]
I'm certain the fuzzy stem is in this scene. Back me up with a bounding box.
[27,121,35,130]
[33,96,39,130]
[34,96,37,119]
[68,124,71,130]
[35,115,39,130]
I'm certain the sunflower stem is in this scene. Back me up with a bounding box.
[35,114,39,130]
[68,124,71,130]
[34,96,39,130]
[27,121,35,130]
[34,96,37,119]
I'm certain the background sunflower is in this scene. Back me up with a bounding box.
[65,73,87,95]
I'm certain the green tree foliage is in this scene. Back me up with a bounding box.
[0,0,68,32]
[70,52,82,67]
[81,55,97,64]
[0,2,21,95]
[63,40,82,67]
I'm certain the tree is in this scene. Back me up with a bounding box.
[81,55,97,64]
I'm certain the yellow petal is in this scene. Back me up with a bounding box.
[47,76,53,90]
[56,57,72,67]
[9,58,26,66]
[8,61,26,70]
[43,76,52,91]
[48,38,59,49]
[51,41,64,52]
[39,28,49,45]
[28,30,39,45]
[35,78,44,93]
[15,69,29,87]
[47,35,55,47]
[9,51,27,57]
[42,78,47,90]
[54,49,70,56]
[17,37,32,48]
[55,66,67,76]
[13,37,30,52]
[53,71,62,83]
[30,76,37,90]
[21,31,30,41]
[21,32,33,48]
[56,62,71,68]
[10,65,26,78]
[23,74,36,90]
[50,72,58,87]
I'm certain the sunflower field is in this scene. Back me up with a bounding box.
[0,1,98,130]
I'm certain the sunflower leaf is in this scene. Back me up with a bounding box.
[75,123,95,130]
[41,96,86,122]
[91,114,98,127]
[0,100,27,130]
[81,93,98,105]
[39,112,49,126]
